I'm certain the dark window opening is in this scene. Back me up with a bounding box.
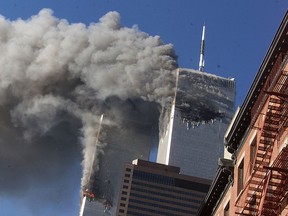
[224,201,230,216]
[238,159,244,195]
[250,136,257,174]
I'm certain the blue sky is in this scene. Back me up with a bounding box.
[0,1,287,216]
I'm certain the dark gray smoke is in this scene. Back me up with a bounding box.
[0,8,177,214]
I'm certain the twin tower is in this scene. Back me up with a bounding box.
[81,26,236,216]
[158,25,235,179]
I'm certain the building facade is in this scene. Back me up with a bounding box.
[157,68,236,180]
[80,99,160,216]
[116,159,211,216]
[198,11,288,216]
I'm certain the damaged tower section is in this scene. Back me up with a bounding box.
[157,68,235,180]
[80,99,160,216]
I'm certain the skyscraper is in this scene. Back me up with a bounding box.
[157,68,236,180]
[116,159,211,216]
[80,99,160,216]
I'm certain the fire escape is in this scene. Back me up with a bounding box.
[236,53,288,215]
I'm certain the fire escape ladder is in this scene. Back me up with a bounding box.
[258,172,274,216]
[237,96,281,216]
[261,147,288,215]
[260,66,288,215]
[235,53,288,216]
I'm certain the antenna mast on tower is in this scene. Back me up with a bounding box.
[198,24,205,72]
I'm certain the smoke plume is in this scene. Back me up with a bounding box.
[0,8,177,214]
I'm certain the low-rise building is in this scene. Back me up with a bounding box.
[116,159,211,216]
[198,10,288,216]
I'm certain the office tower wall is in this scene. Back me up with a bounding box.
[157,68,235,180]
[81,99,160,216]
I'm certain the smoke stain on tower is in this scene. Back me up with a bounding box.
[176,70,232,126]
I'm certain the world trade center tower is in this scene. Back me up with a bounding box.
[157,68,236,180]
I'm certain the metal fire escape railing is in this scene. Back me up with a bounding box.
[260,146,288,215]
[235,53,288,216]
[235,95,282,216]
[251,52,286,127]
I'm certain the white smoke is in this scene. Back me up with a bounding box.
[0,8,177,211]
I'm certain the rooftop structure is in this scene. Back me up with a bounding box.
[199,25,205,72]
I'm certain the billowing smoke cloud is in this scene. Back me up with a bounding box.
[0,8,177,214]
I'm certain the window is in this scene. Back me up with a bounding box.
[250,137,257,174]
[120,203,125,207]
[224,201,229,216]
[237,159,244,195]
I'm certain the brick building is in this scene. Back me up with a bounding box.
[198,10,288,216]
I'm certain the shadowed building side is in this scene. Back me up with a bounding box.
[81,99,161,216]
[116,159,211,216]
